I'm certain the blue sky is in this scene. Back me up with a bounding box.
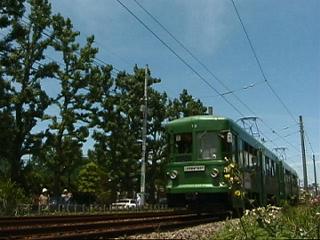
[47,0,319,185]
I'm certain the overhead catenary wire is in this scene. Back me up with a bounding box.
[269,131,300,144]
[230,0,311,154]
[131,0,301,154]
[3,1,310,156]
[19,10,121,76]
[116,0,248,118]
[230,0,297,124]
[133,0,265,99]
[201,80,265,98]
[2,2,122,79]
[132,0,256,114]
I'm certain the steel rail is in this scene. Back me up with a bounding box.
[0,212,217,240]
[0,210,181,227]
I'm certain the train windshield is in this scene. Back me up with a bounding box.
[197,131,221,160]
[173,133,193,162]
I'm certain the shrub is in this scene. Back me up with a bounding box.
[213,204,320,239]
[0,179,28,216]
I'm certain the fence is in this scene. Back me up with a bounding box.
[12,203,168,216]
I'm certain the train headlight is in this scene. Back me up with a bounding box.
[210,168,219,178]
[169,170,178,180]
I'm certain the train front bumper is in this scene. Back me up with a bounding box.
[166,182,230,194]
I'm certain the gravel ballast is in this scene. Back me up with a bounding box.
[120,219,239,239]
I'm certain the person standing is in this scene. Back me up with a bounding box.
[136,193,142,207]
[61,189,72,210]
[39,188,50,211]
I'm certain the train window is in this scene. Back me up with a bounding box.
[248,153,253,167]
[174,133,192,154]
[197,131,220,160]
[238,140,244,166]
[285,170,290,184]
[232,134,238,163]
[265,157,270,176]
[239,151,244,167]
[271,161,275,176]
[243,142,249,167]
[244,144,257,168]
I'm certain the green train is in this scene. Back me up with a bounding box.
[165,115,299,211]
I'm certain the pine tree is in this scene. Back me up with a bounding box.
[43,14,101,195]
[0,0,57,185]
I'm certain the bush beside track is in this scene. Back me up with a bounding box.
[213,201,320,239]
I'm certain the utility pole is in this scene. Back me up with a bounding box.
[313,154,318,196]
[299,115,308,190]
[140,65,148,206]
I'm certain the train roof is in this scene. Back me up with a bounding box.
[166,115,298,176]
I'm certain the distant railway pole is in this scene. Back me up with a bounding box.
[140,65,148,206]
[299,115,308,190]
[313,154,318,195]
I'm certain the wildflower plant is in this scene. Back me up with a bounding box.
[223,157,244,200]
[213,204,320,239]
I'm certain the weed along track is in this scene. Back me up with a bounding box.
[0,210,219,239]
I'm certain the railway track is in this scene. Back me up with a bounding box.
[0,211,219,239]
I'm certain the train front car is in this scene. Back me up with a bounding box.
[165,115,237,212]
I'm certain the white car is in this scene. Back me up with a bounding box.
[111,198,137,210]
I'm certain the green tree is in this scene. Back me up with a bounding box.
[1,0,25,177]
[0,0,25,53]
[146,89,168,203]
[0,0,57,185]
[167,89,207,120]
[90,65,173,203]
[77,161,103,204]
[89,70,140,200]
[43,14,99,195]
[29,136,84,195]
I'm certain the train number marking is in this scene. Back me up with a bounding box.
[184,165,205,172]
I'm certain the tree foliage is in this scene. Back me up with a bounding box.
[0,0,56,185]
[42,13,99,195]
[167,89,207,120]
[0,0,209,206]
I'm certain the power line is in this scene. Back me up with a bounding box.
[269,131,300,143]
[132,0,254,113]
[134,0,265,99]
[231,0,313,152]
[230,0,310,154]
[116,0,245,117]
[131,0,300,154]
[3,1,305,156]
[202,81,264,98]
[20,6,121,75]
[230,0,298,124]
[229,0,316,156]
[304,131,315,154]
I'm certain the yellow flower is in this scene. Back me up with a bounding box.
[234,190,241,197]
[229,163,235,168]
[233,176,240,183]
[224,174,230,179]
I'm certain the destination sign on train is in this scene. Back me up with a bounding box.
[184,165,205,172]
